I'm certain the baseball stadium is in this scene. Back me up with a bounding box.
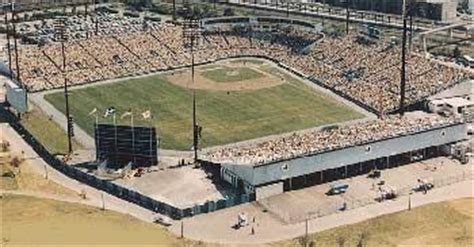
[2,2,473,223]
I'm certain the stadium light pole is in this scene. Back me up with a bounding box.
[173,0,176,20]
[183,16,202,163]
[55,16,74,155]
[399,0,408,117]
[2,3,13,80]
[345,0,350,34]
[12,11,21,85]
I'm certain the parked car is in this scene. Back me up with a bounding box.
[326,182,349,196]
[153,215,172,226]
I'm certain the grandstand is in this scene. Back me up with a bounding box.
[209,114,470,198]
[5,12,473,206]
[11,15,473,114]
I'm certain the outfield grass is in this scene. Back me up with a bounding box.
[45,72,363,150]
[201,67,264,82]
[20,108,82,155]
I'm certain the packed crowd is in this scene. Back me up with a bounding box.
[13,23,319,91]
[205,115,465,164]
[12,22,472,112]
[17,12,161,44]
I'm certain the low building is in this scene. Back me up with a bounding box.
[205,116,470,200]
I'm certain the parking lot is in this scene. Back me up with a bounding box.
[258,156,473,224]
[113,164,234,209]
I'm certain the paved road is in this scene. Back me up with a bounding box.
[169,177,474,245]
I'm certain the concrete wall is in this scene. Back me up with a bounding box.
[223,123,469,186]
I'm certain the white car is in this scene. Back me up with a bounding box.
[153,215,172,226]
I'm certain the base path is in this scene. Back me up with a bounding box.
[169,178,474,245]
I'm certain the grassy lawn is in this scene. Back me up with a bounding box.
[45,73,363,150]
[0,152,77,197]
[275,198,474,247]
[20,108,82,155]
[201,67,264,82]
[0,194,180,246]
[1,194,471,246]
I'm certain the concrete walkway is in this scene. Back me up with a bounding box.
[169,178,473,245]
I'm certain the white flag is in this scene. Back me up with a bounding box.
[88,107,97,116]
[104,107,116,118]
[141,110,152,119]
[121,109,133,119]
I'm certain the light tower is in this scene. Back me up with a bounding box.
[400,0,415,116]
[54,16,74,155]
[182,14,202,163]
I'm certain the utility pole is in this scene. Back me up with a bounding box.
[101,192,105,210]
[399,0,408,116]
[183,16,202,163]
[305,216,309,246]
[54,16,74,155]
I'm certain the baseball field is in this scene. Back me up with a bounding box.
[44,59,364,150]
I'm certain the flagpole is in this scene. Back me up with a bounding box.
[113,112,117,166]
[94,112,98,162]
[131,112,136,166]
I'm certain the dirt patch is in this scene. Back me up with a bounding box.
[448,197,474,217]
[165,60,287,92]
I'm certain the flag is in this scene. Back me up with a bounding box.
[120,109,133,119]
[104,107,116,118]
[141,110,152,119]
[88,107,97,116]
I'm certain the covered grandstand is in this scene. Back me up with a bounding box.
[206,114,471,199]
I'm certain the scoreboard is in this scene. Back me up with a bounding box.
[94,124,158,169]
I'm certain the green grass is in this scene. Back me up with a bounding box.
[45,73,364,150]
[201,67,264,82]
[20,108,82,155]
